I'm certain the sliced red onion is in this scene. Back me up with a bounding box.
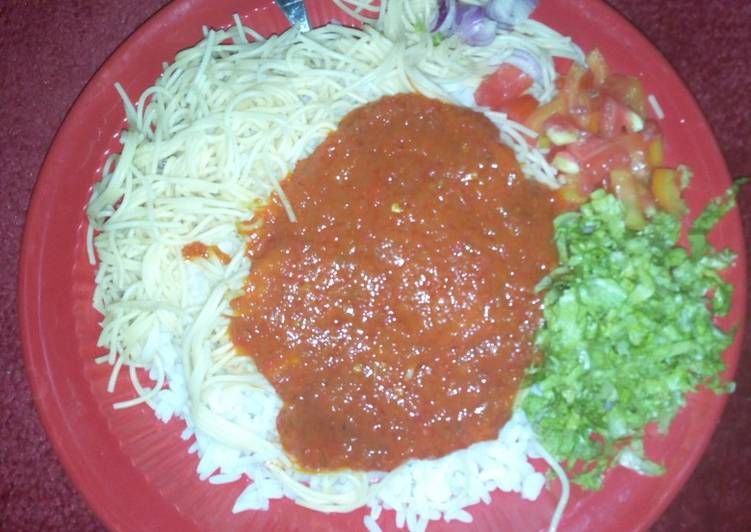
[506,49,544,85]
[431,0,457,34]
[453,4,498,46]
[485,0,539,30]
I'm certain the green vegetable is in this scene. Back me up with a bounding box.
[688,178,747,258]
[521,187,741,490]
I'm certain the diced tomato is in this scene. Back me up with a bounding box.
[525,95,566,133]
[475,63,534,111]
[569,85,596,113]
[498,94,539,123]
[634,178,656,213]
[610,169,647,229]
[556,178,589,207]
[568,138,630,185]
[646,135,664,167]
[568,107,602,135]
[565,86,601,131]
[578,70,595,93]
[602,73,648,117]
[586,110,602,135]
[600,97,645,138]
[651,168,687,216]
[562,63,587,112]
[613,132,649,179]
[555,170,618,209]
[586,49,609,87]
[600,98,619,138]
[542,49,682,221]
[614,132,647,153]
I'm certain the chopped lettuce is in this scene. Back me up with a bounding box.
[688,179,747,258]
[521,187,741,490]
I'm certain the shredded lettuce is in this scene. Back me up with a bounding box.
[688,178,747,258]
[521,187,741,490]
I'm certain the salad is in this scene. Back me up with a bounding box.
[435,0,744,496]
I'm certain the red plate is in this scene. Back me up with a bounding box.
[19,0,746,530]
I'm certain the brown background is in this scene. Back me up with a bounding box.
[1,0,749,530]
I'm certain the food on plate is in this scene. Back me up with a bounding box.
[229,92,558,472]
[523,186,741,490]
[84,0,741,530]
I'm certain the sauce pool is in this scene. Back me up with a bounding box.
[229,93,559,472]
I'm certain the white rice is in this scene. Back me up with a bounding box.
[145,340,548,529]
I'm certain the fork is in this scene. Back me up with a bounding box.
[274,0,311,32]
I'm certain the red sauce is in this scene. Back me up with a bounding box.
[182,241,231,264]
[229,93,559,472]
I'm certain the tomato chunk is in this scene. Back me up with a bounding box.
[561,63,587,112]
[586,49,609,87]
[514,47,687,222]
[646,136,664,167]
[475,64,534,111]
[651,168,687,216]
[610,169,647,229]
[614,133,649,179]
[525,95,566,133]
[556,179,589,207]
[499,94,539,123]
[602,73,648,117]
[568,138,630,185]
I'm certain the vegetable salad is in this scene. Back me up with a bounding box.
[522,186,741,489]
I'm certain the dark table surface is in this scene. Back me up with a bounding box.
[2,1,750,530]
